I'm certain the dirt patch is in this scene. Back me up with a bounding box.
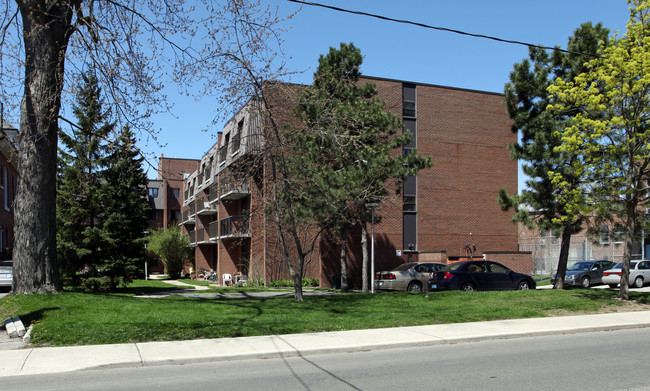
[547,299,650,317]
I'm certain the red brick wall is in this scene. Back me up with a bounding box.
[483,252,534,275]
[368,77,518,257]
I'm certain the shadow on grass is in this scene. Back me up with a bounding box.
[18,307,60,325]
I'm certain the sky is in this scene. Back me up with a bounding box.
[145,0,633,191]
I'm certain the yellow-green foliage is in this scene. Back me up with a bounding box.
[547,0,650,226]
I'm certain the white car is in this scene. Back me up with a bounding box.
[0,260,12,291]
[602,260,650,288]
[374,262,446,292]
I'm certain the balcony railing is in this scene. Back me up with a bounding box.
[220,215,250,239]
[209,221,219,241]
[219,179,250,201]
[208,184,219,205]
[188,201,196,218]
[181,209,195,225]
[195,227,217,244]
[195,195,217,215]
[189,230,196,246]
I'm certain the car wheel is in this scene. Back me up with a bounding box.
[407,282,422,292]
[608,284,618,288]
[581,276,591,288]
[634,276,644,288]
[517,281,530,290]
[460,282,475,291]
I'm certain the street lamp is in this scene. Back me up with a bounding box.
[366,199,380,293]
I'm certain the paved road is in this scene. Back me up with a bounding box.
[2,327,649,391]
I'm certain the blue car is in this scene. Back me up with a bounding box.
[428,260,536,291]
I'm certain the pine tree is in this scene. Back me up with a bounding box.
[57,70,113,282]
[285,43,432,291]
[498,23,609,289]
[101,125,151,288]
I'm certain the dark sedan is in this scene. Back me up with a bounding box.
[551,260,616,288]
[428,260,536,291]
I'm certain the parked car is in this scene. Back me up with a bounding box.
[428,260,536,291]
[374,262,446,292]
[551,260,616,288]
[602,260,650,288]
[0,260,12,291]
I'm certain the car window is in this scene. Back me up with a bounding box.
[467,262,486,273]
[639,261,650,270]
[488,262,509,274]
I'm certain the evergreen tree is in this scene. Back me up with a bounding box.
[498,23,609,289]
[101,125,151,288]
[57,70,113,282]
[285,43,432,291]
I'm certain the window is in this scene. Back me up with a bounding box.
[489,263,509,274]
[219,133,230,162]
[170,188,180,199]
[232,120,242,153]
[149,209,158,220]
[402,84,416,118]
[170,210,180,221]
[613,224,624,244]
[600,225,610,245]
[403,195,416,212]
[148,188,159,198]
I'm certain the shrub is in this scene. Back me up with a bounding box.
[81,276,112,293]
[268,278,319,288]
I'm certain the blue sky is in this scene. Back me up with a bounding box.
[146,0,632,191]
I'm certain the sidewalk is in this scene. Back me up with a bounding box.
[1,310,649,377]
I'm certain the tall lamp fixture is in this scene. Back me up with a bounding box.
[366,199,380,293]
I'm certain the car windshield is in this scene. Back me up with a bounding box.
[392,263,415,272]
[567,262,592,271]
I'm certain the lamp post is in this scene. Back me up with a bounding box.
[366,199,380,293]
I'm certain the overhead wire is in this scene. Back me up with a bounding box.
[287,0,601,59]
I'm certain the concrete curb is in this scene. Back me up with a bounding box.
[1,311,649,377]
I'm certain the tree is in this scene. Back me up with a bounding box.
[499,23,610,289]
[147,227,192,279]
[1,1,294,293]
[101,125,151,288]
[57,71,151,290]
[547,0,650,300]
[57,70,113,283]
[286,43,432,291]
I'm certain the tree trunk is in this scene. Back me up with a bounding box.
[13,2,73,294]
[360,212,369,293]
[553,222,573,290]
[340,231,348,292]
[620,208,636,300]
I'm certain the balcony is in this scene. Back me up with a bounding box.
[194,227,217,245]
[220,179,250,201]
[195,196,217,216]
[181,209,195,225]
[208,185,219,205]
[220,215,250,239]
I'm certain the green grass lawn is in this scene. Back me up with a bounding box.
[1,279,648,347]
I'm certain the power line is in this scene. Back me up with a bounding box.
[287,0,600,58]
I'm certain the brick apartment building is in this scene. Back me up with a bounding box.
[0,120,17,261]
[147,155,200,272]
[180,76,531,287]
